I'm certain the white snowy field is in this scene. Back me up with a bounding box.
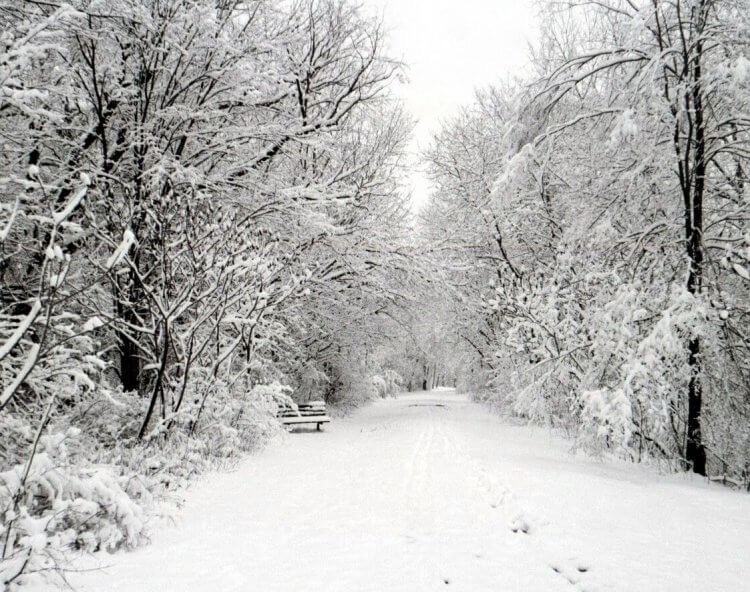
[41,390,750,592]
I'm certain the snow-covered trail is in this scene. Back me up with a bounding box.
[58,390,749,592]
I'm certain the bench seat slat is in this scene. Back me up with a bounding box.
[279,415,331,424]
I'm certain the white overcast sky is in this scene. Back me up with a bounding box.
[360,0,538,209]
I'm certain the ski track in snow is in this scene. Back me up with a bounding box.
[38,390,750,592]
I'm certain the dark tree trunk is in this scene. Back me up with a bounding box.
[686,337,706,474]
[683,6,708,476]
[117,294,141,393]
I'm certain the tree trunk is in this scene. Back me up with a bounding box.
[683,5,708,476]
[138,322,169,440]
[686,337,706,474]
[117,293,141,393]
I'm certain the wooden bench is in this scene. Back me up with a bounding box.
[277,400,331,431]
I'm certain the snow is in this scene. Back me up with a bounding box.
[82,316,104,332]
[105,229,136,269]
[0,344,40,408]
[37,390,750,592]
[0,300,41,362]
[733,262,750,281]
[52,185,87,225]
[609,109,639,144]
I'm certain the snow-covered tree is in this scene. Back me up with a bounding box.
[421,0,750,481]
[1,0,416,586]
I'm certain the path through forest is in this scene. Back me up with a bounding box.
[51,390,750,592]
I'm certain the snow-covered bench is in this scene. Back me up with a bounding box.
[277,400,331,431]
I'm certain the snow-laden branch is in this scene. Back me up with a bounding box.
[0,344,40,410]
[0,300,42,363]
[105,229,136,269]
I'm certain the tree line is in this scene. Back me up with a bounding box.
[1,0,413,586]
[421,0,750,484]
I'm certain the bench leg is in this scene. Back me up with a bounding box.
[317,423,321,431]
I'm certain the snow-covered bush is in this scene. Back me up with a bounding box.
[578,388,634,455]
[0,429,148,589]
[371,375,387,398]
[371,369,402,398]
[185,380,289,460]
[0,374,293,589]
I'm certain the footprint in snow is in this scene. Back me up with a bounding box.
[509,513,533,534]
[568,556,591,575]
[550,563,578,585]
[550,560,593,590]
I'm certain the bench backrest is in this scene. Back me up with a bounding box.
[278,400,327,417]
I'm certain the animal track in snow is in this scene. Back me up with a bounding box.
[432,414,598,590]
[509,512,533,534]
[458,446,598,589]
[550,558,595,591]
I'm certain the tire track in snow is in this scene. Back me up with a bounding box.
[403,409,436,529]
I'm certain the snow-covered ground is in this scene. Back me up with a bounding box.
[43,390,750,592]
